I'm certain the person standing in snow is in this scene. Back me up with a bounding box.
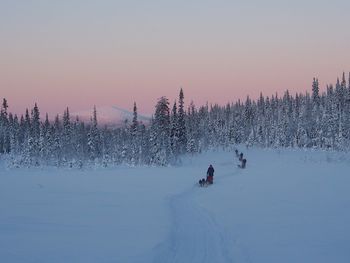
[206,164,214,184]
[238,158,247,169]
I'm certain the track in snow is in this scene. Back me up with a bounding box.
[152,187,235,263]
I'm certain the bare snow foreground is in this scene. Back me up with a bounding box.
[1,148,350,263]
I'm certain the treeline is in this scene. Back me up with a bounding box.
[1,73,350,167]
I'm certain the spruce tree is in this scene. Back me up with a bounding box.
[177,88,187,153]
[312,78,320,106]
[130,102,139,165]
[151,96,170,165]
[62,107,72,160]
[0,99,9,153]
[170,101,179,158]
[88,106,101,161]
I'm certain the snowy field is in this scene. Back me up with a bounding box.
[1,148,350,263]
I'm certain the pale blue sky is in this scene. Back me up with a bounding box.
[1,0,350,115]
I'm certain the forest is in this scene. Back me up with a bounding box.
[1,73,350,167]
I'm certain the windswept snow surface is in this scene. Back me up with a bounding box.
[1,148,350,263]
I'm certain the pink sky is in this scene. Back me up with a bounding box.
[1,1,350,116]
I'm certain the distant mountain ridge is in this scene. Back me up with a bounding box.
[72,106,151,127]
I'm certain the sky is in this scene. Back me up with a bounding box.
[1,0,350,116]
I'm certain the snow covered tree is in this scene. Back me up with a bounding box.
[31,103,40,139]
[150,97,170,165]
[62,107,73,161]
[312,78,320,107]
[186,101,199,154]
[170,101,179,159]
[87,106,101,161]
[0,98,9,153]
[53,115,62,166]
[130,102,140,165]
[177,88,187,153]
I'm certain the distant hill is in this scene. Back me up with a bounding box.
[72,106,151,127]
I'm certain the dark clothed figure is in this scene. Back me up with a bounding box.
[239,153,243,161]
[206,165,214,184]
[238,158,247,169]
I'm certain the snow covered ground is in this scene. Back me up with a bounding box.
[1,148,350,263]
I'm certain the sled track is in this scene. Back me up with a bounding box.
[152,187,235,263]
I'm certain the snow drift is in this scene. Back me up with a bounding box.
[1,148,350,263]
